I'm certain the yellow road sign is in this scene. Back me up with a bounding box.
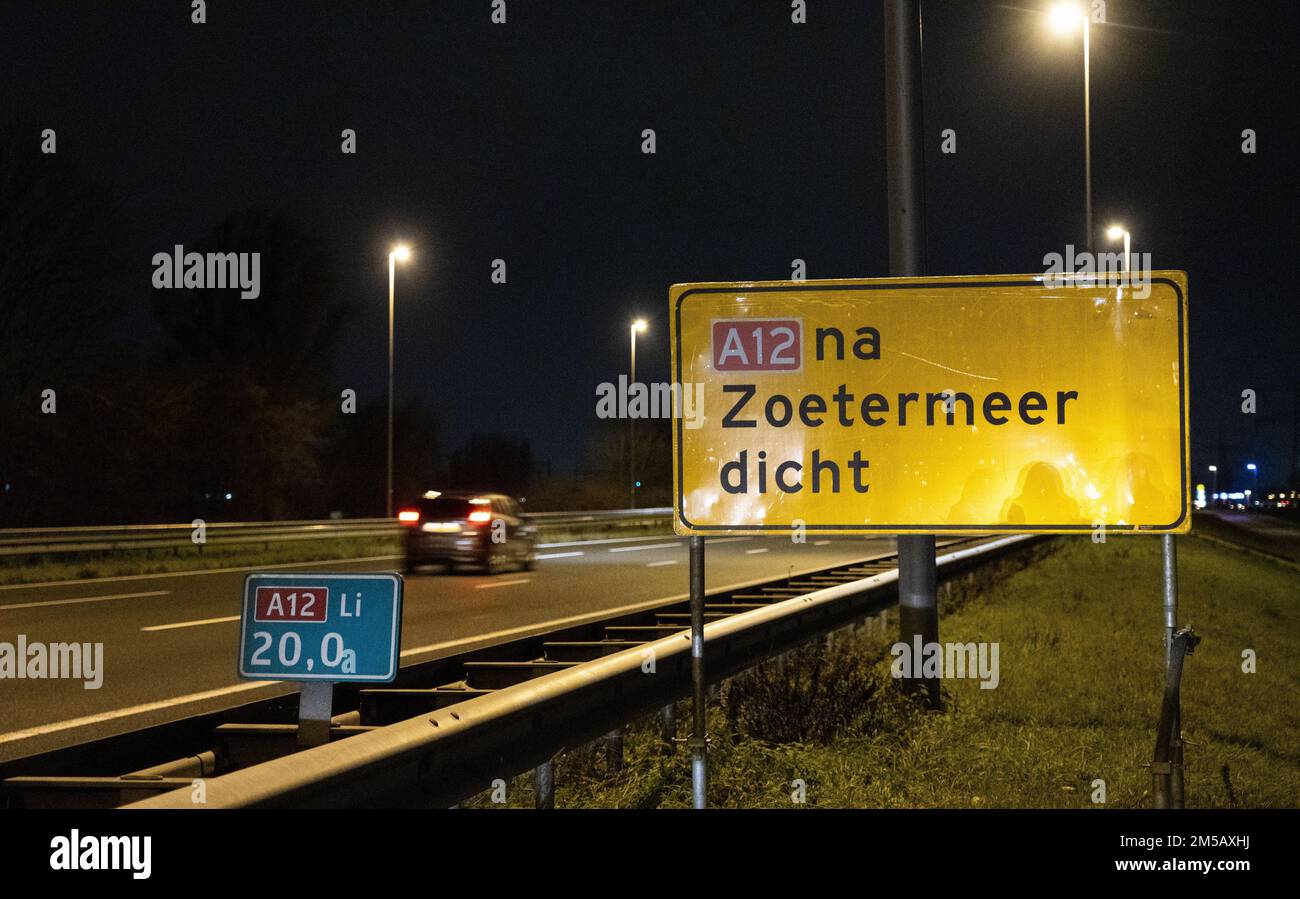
[670,272,1189,535]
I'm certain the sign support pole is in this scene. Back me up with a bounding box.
[884,0,940,704]
[689,534,707,808]
[1162,534,1185,807]
[297,680,335,748]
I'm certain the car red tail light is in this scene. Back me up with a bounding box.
[398,509,421,525]
[468,510,492,524]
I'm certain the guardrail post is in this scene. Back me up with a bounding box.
[689,535,707,809]
[534,758,555,809]
[604,727,624,772]
[659,703,676,751]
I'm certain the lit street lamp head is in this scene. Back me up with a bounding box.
[391,244,412,263]
[632,318,648,334]
[1048,2,1085,33]
[1106,224,1127,241]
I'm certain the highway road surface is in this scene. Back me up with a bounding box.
[0,532,895,762]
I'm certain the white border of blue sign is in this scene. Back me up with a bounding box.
[237,572,403,682]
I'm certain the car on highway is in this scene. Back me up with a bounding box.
[398,491,537,574]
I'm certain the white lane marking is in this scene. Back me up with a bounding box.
[608,542,681,553]
[0,555,402,591]
[539,534,679,549]
[0,590,170,611]
[142,615,239,632]
[745,548,769,555]
[0,681,279,746]
[2,546,900,746]
[646,560,678,567]
[537,534,749,549]
[814,540,831,546]
[474,579,530,590]
[535,551,584,560]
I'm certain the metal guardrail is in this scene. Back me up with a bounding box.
[0,508,673,556]
[119,535,1035,810]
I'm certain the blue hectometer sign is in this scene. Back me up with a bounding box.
[238,572,403,682]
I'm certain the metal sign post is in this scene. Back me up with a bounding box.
[297,680,335,748]
[1163,534,1185,808]
[689,535,707,809]
[238,572,404,748]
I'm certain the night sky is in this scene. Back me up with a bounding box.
[4,0,1296,492]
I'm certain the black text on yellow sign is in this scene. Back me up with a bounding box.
[670,273,1189,535]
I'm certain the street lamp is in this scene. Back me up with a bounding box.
[629,318,648,508]
[1049,2,1093,252]
[1247,462,1258,506]
[387,244,412,518]
[1106,224,1131,288]
[1208,465,1218,503]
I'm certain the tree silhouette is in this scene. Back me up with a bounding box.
[150,208,353,395]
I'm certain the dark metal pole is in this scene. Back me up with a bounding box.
[885,0,925,277]
[898,535,940,705]
[689,535,707,808]
[885,0,939,706]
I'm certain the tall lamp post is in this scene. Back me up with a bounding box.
[629,318,648,508]
[1247,463,1258,507]
[387,244,412,518]
[1049,2,1093,252]
[1208,465,1218,505]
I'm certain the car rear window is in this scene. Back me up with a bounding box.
[418,497,477,519]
